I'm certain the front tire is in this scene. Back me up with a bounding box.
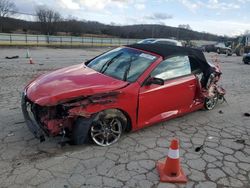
[90,109,127,146]
[71,117,93,145]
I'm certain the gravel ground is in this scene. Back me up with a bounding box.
[0,47,250,188]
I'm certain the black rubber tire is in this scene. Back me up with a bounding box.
[217,94,225,104]
[71,117,94,145]
[216,48,221,54]
[226,50,232,56]
[204,96,218,110]
[243,60,249,64]
[236,48,244,56]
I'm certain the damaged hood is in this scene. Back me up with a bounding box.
[26,64,128,106]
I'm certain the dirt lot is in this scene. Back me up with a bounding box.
[0,47,250,188]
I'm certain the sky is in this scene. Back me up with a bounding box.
[13,0,250,36]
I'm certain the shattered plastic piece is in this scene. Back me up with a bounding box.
[218,110,223,114]
[14,121,25,125]
[195,145,203,152]
[7,132,14,137]
[244,112,250,117]
[195,136,213,152]
[5,56,19,59]
[235,139,245,144]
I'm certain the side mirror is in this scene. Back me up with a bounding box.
[145,77,164,86]
[85,59,90,65]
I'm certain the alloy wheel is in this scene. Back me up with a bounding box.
[205,96,218,110]
[90,117,122,146]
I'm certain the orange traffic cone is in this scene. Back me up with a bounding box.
[29,57,34,64]
[156,138,187,183]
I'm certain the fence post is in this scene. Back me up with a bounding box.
[110,38,112,46]
[25,34,27,44]
[36,35,38,46]
[9,34,12,44]
[91,37,93,47]
[46,34,50,44]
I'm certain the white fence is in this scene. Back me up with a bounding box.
[0,33,140,47]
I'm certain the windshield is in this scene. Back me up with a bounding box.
[87,47,157,82]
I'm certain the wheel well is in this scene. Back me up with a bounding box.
[117,109,132,132]
[95,108,132,132]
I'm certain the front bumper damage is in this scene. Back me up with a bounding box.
[21,92,46,142]
[21,90,120,143]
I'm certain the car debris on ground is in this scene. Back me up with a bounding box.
[5,55,19,59]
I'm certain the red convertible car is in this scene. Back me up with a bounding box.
[22,44,225,146]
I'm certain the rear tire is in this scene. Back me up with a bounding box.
[217,48,221,54]
[204,95,218,110]
[226,50,232,56]
[243,60,249,64]
[236,47,244,56]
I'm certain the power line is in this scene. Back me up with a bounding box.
[9,10,36,16]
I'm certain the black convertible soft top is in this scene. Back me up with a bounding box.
[126,43,213,74]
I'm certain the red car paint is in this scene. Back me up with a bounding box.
[26,64,129,106]
[138,74,203,128]
[23,46,224,139]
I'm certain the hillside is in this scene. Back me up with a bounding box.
[0,17,228,41]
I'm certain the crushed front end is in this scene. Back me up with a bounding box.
[21,92,75,142]
[21,90,121,143]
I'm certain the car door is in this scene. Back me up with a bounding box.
[137,55,197,128]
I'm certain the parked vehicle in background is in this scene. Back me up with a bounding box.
[137,38,182,46]
[22,44,225,146]
[231,35,250,56]
[204,43,232,55]
[191,44,206,52]
[243,53,250,64]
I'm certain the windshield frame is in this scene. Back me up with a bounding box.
[85,47,161,83]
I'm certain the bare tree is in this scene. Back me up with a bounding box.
[0,0,17,32]
[0,0,16,17]
[178,24,192,30]
[36,6,61,36]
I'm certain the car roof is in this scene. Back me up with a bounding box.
[126,43,212,73]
